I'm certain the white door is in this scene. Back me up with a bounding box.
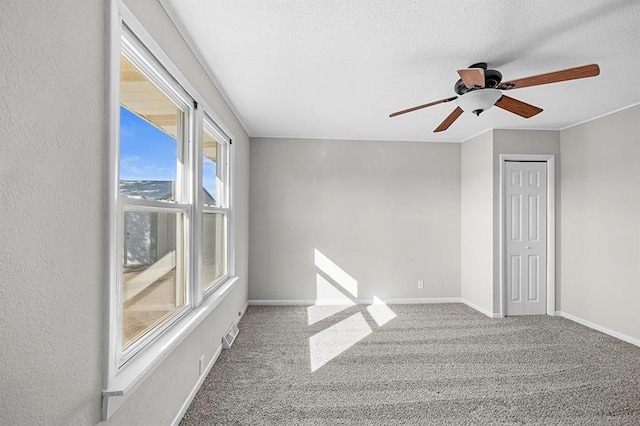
[505,161,547,315]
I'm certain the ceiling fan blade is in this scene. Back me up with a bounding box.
[497,64,600,90]
[457,68,485,88]
[495,95,543,118]
[434,107,464,132]
[389,96,457,118]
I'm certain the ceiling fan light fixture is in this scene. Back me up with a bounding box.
[456,89,502,116]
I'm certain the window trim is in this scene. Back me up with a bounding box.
[104,0,237,420]
[200,114,232,295]
[118,26,195,365]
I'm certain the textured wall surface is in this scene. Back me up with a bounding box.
[249,138,461,302]
[0,0,250,424]
[460,130,494,313]
[560,105,640,341]
[0,0,105,424]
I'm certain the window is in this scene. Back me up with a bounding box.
[118,44,192,359]
[104,5,236,420]
[110,25,233,369]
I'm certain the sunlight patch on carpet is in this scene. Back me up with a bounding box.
[309,312,372,372]
[307,304,353,325]
[367,296,397,326]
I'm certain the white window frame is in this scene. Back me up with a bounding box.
[117,26,195,366]
[200,115,232,297]
[104,1,237,420]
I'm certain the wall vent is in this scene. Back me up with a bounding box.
[222,323,239,349]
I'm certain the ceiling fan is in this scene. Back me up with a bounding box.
[389,62,600,132]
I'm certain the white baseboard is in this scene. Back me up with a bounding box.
[461,298,502,319]
[248,297,461,306]
[556,311,640,348]
[171,300,250,426]
[382,297,461,304]
[249,299,317,306]
[239,300,249,317]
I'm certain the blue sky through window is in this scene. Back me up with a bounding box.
[202,157,217,202]
[120,106,177,182]
[120,106,217,200]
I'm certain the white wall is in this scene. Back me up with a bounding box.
[460,130,494,313]
[0,1,105,423]
[249,138,461,302]
[560,105,640,342]
[0,0,249,424]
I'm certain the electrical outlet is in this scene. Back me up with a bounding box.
[417,280,424,289]
[199,355,205,376]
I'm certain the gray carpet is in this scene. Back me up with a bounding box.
[181,304,640,425]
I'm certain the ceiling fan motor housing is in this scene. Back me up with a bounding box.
[454,64,503,95]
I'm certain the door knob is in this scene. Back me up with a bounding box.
[525,246,532,249]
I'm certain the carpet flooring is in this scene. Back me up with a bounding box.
[181,304,640,425]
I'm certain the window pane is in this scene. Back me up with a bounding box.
[119,56,181,202]
[202,128,224,207]
[122,210,185,348]
[203,213,226,290]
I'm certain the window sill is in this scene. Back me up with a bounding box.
[102,276,239,420]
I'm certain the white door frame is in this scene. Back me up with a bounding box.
[499,154,555,317]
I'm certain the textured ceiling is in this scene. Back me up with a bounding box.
[162,0,640,142]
